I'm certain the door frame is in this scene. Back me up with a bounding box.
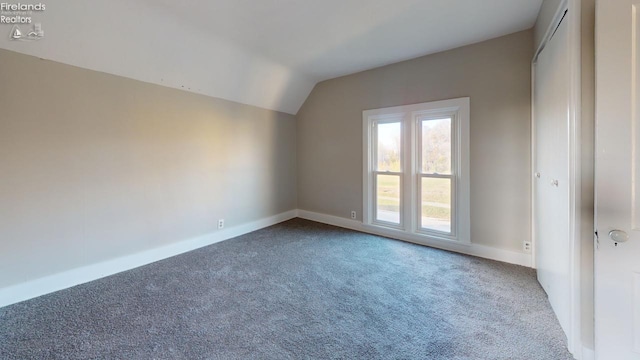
[531,0,586,357]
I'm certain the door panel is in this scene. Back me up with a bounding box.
[595,0,640,358]
[534,14,572,338]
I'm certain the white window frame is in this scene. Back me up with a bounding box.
[362,97,470,244]
[370,115,405,230]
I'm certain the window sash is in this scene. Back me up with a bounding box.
[416,114,457,237]
[417,173,456,237]
[417,114,456,176]
[373,119,403,173]
[372,118,404,228]
[373,172,403,228]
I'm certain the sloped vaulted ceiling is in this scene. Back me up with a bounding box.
[0,0,542,114]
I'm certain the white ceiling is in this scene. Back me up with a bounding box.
[0,0,542,114]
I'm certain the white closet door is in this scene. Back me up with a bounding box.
[533,14,571,337]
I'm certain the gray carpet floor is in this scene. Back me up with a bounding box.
[0,219,572,359]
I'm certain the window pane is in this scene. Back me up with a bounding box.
[377,122,401,172]
[376,174,400,224]
[421,177,451,233]
[421,118,451,174]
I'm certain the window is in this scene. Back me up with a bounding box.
[363,98,470,243]
[374,120,402,226]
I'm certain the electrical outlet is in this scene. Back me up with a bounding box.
[351,211,356,219]
[218,219,224,229]
[524,241,531,252]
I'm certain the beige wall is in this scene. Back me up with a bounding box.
[0,49,297,289]
[296,30,533,253]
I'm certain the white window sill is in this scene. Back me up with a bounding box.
[362,223,472,248]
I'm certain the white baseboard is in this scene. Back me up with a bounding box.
[297,210,532,268]
[577,346,595,360]
[0,208,534,308]
[0,210,297,308]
